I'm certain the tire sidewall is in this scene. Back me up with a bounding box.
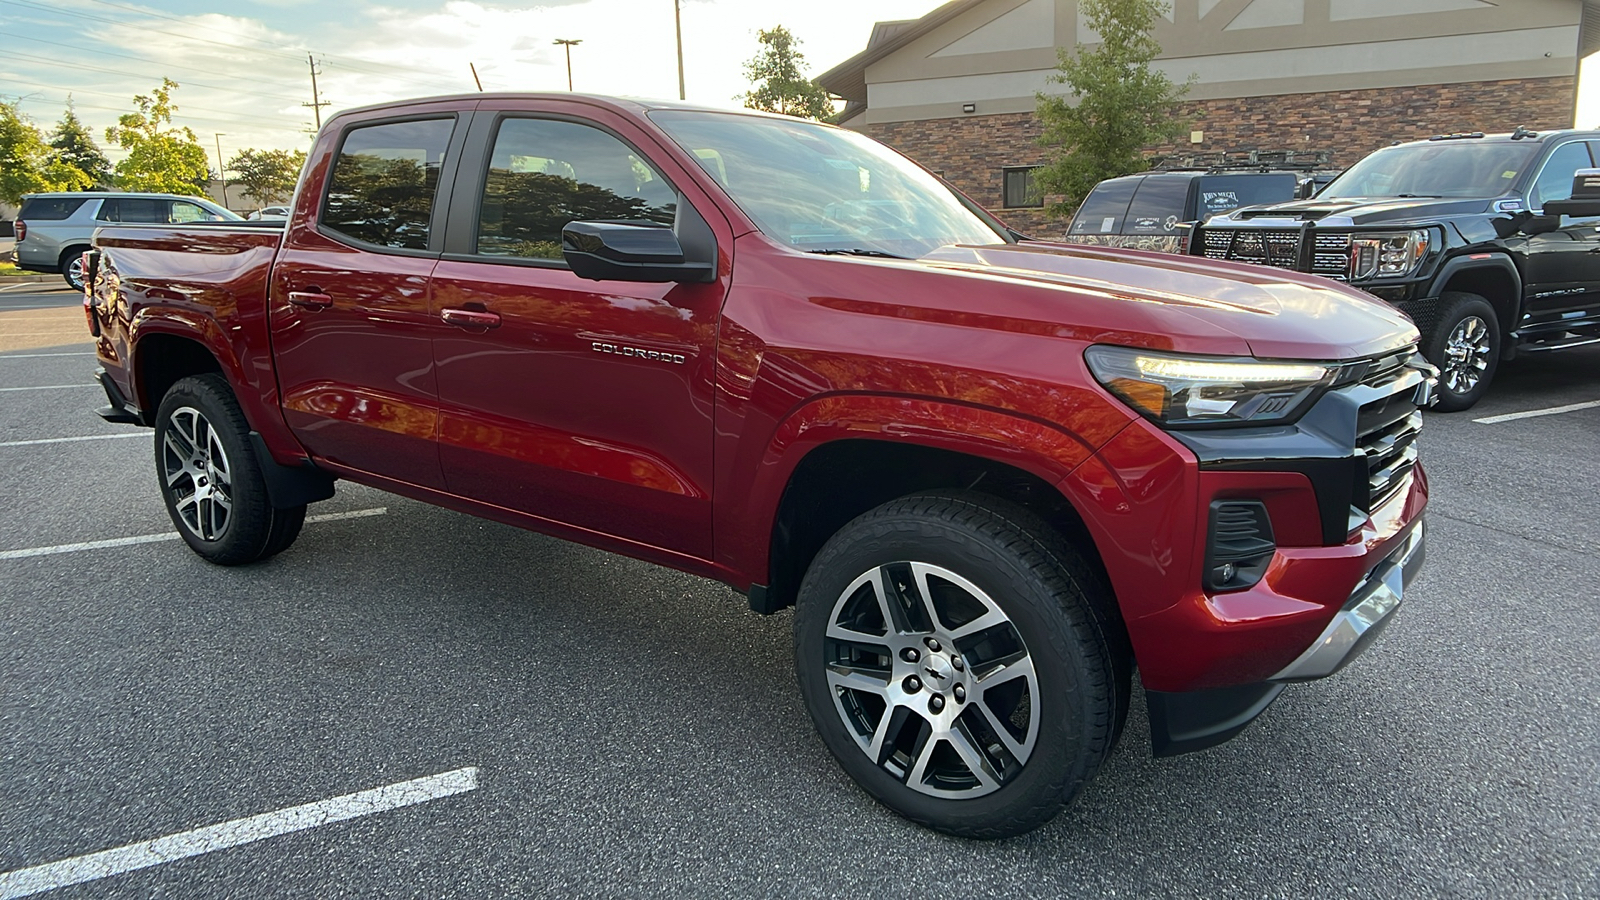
[1426,292,1500,412]
[795,503,1108,836]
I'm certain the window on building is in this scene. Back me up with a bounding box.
[323,118,454,251]
[475,118,677,260]
[1002,166,1043,208]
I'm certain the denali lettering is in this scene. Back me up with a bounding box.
[591,342,686,364]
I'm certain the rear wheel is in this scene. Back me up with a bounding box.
[155,374,305,564]
[794,493,1126,838]
[1424,292,1500,412]
[59,247,89,291]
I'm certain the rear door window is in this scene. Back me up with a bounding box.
[1122,177,1191,234]
[19,197,88,220]
[322,118,455,251]
[1195,174,1301,218]
[170,201,214,223]
[1069,177,1139,235]
[97,198,170,223]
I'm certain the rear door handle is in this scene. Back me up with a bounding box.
[288,291,334,310]
[441,308,502,329]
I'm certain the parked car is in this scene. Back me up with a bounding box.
[247,206,290,220]
[1065,164,1334,253]
[14,192,240,289]
[1194,127,1600,410]
[83,93,1430,838]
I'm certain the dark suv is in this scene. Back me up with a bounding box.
[1066,160,1335,253]
[1194,129,1600,410]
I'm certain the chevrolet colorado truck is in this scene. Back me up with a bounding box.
[1195,128,1600,411]
[83,94,1431,838]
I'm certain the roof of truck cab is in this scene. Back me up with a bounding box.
[329,93,824,124]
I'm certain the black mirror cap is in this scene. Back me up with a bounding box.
[562,200,718,284]
[1540,198,1600,219]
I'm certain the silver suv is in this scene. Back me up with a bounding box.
[15,192,240,289]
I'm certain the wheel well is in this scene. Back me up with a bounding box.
[765,439,1108,613]
[58,243,91,265]
[136,334,223,416]
[1439,265,1518,335]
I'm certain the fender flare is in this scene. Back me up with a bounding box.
[1420,253,1523,334]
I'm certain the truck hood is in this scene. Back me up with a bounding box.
[912,242,1418,360]
[1213,195,1493,226]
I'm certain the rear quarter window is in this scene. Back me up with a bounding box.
[18,197,88,221]
[1122,177,1191,234]
[1070,177,1140,235]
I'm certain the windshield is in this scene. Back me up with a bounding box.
[650,110,1004,258]
[1319,141,1538,200]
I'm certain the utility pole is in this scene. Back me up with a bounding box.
[214,133,228,210]
[470,62,484,92]
[303,53,330,129]
[674,0,685,100]
[554,38,581,91]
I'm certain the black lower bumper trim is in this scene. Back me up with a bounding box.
[1146,681,1285,757]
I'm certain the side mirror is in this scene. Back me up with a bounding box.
[563,199,716,284]
[1539,167,1600,218]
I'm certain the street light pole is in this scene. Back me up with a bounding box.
[213,133,228,210]
[553,38,582,91]
[674,0,685,100]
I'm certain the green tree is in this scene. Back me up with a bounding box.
[0,100,92,205]
[1033,0,1191,216]
[741,26,834,120]
[50,99,114,189]
[226,148,306,209]
[104,79,211,194]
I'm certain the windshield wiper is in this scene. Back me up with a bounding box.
[1393,194,1442,198]
[804,248,908,259]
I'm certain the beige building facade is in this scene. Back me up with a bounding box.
[820,0,1600,235]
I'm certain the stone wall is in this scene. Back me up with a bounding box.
[864,75,1576,240]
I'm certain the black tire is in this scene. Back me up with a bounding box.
[154,374,306,564]
[1423,292,1500,412]
[794,492,1128,838]
[59,247,89,291]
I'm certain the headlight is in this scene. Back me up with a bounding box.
[1085,346,1333,427]
[1349,230,1429,281]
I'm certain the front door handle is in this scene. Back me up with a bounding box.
[288,291,333,310]
[441,308,502,329]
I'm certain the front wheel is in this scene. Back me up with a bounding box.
[154,374,305,564]
[1424,292,1500,412]
[794,493,1127,838]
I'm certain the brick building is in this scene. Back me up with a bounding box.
[818,0,1600,236]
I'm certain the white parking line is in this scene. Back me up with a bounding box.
[0,766,478,899]
[1473,400,1600,424]
[0,384,95,392]
[0,352,95,359]
[0,433,145,448]
[0,508,388,560]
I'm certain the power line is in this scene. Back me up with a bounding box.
[0,75,302,128]
[2,49,309,109]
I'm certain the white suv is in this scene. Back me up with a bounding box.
[15,192,240,289]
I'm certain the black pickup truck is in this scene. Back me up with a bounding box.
[1194,129,1600,410]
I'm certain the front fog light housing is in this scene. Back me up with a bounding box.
[1085,346,1333,428]
[1349,230,1429,281]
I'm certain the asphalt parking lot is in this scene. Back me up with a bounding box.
[1,283,1596,899]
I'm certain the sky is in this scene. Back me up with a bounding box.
[1,0,946,165]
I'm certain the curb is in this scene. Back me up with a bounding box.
[0,274,59,284]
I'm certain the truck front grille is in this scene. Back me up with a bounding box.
[1200,228,1353,280]
[1344,347,1424,511]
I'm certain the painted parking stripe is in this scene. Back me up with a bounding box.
[0,352,95,359]
[0,766,478,900]
[0,433,146,448]
[1473,400,1600,424]
[0,508,387,560]
[0,384,95,392]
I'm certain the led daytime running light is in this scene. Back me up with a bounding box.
[1134,356,1328,383]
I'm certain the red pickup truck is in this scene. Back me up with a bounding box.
[83,93,1431,838]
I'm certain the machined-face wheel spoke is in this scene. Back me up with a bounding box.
[825,560,1038,799]
[163,406,233,543]
[1443,315,1492,393]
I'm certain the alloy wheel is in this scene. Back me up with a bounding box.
[65,256,84,290]
[1441,314,1492,395]
[823,561,1038,798]
[162,406,234,542]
